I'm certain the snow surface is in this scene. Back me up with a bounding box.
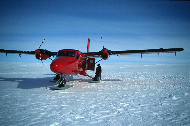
[0,62,190,126]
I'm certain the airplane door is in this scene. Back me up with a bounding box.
[87,58,95,71]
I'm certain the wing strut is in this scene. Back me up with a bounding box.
[95,58,103,64]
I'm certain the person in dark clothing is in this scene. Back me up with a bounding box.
[93,64,102,81]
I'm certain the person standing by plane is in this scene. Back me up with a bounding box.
[94,64,102,81]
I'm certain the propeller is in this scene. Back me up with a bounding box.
[38,38,45,49]
[35,38,52,60]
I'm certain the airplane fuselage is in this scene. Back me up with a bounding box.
[50,49,95,77]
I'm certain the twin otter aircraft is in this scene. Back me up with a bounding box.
[0,38,184,87]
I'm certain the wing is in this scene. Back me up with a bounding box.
[84,48,184,59]
[0,49,35,55]
[110,48,184,55]
[0,49,57,60]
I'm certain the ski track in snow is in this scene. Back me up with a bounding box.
[0,62,190,126]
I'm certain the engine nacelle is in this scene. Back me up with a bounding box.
[101,48,110,60]
[35,49,50,60]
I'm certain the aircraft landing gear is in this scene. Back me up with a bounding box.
[53,74,60,81]
[57,75,66,88]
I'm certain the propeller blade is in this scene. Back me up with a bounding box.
[38,38,45,49]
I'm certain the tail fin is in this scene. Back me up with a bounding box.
[87,38,90,53]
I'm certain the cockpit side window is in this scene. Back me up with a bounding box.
[57,50,76,57]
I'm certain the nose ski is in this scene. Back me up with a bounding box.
[50,74,67,90]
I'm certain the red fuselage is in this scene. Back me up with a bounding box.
[50,56,80,75]
[50,49,95,77]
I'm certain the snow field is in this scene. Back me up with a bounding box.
[0,62,189,126]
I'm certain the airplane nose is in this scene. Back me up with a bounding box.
[50,60,64,74]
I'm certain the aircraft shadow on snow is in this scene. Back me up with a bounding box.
[0,76,122,89]
[0,77,55,89]
[43,74,122,83]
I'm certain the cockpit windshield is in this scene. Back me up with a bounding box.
[57,50,76,57]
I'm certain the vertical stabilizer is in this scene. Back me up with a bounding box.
[87,38,90,53]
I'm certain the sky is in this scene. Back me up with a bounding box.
[0,0,190,64]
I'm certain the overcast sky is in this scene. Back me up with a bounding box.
[0,0,189,64]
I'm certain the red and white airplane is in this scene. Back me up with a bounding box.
[0,38,184,86]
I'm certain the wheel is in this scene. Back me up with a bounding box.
[58,79,65,88]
